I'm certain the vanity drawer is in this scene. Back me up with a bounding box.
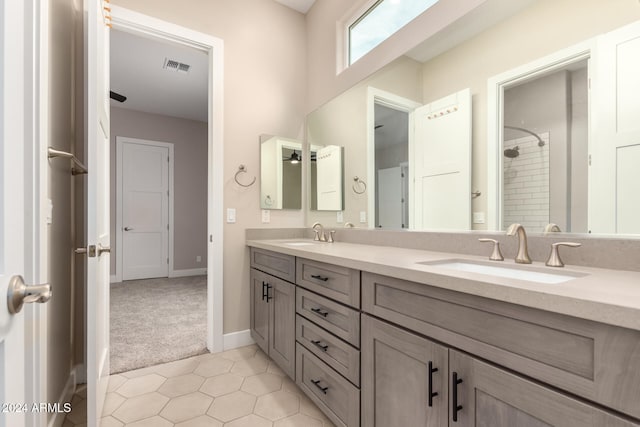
[296,258,360,308]
[297,288,360,348]
[250,247,295,282]
[296,343,360,427]
[361,271,640,420]
[296,314,360,386]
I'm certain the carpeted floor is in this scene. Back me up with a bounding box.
[110,275,208,374]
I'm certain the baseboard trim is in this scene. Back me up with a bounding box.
[48,368,77,427]
[169,268,207,278]
[223,329,255,351]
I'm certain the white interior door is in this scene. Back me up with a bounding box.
[86,0,111,424]
[1,1,28,425]
[590,20,640,234]
[377,167,403,228]
[411,88,471,230]
[316,145,344,210]
[119,139,170,280]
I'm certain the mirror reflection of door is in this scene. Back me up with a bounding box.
[374,104,409,229]
[502,59,589,233]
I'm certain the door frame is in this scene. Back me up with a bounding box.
[115,137,174,283]
[486,40,592,231]
[366,87,421,229]
[111,6,224,352]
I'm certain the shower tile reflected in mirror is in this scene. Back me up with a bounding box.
[502,59,589,233]
[502,133,550,230]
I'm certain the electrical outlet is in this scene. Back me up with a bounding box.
[337,211,344,223]
[196,255,201,263]
[262,209,270,223]
[473,212,486,224]
[360,211,367,223]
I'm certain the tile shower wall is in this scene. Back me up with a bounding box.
[503,133,550,230]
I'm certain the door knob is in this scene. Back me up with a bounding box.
[97,243,110,256]
[75,247,87,254]
[124,226,133,231]
[7,275,52,314]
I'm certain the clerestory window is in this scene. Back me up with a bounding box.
[348,0,440,65]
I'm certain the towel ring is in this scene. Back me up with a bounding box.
[234,164,256,187]
[353,176,367,194]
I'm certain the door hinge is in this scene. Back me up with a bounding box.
[588,154,592,166]
[167,257,169,264]
[167,224,169,230]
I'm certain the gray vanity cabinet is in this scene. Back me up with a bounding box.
[361,315,448,427]
[450,349,639,427]
[249,249,296,379]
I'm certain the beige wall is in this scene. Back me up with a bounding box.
[49,0,82,417]
[111,0,307,334]
[307,56,423,227]
[109,107,208,275]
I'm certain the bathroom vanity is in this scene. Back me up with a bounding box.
[247,238,640,427]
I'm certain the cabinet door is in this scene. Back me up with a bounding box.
[449,350,639,427]
[249,268,269,355]
[269,278,296,379]
[362,315,448,427]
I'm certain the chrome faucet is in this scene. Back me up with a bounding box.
[312,222,326,242]
[543,223,562,233]
[506,223,532,264]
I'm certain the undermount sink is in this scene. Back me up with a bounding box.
[282,241,318,247]
[419,259,586,284]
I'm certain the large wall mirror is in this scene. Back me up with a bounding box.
[305,0,640,237]
[260,134,302,210]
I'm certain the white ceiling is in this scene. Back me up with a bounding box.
[110,29,208,122]
[273,0,316,14]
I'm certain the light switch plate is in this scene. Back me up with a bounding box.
[360,211,367,223]
[337,211,344,223]
[226,208,236,223]
[261,209,270,223]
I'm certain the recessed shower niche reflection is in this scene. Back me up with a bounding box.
[502,59,588,233]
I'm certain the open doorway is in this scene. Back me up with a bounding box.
[107,27,211,373]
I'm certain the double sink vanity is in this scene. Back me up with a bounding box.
[247,229,640,427]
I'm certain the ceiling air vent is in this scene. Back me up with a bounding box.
[163,58,191,73]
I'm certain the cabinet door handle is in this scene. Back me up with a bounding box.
[428,361,438,407]
[261,281,267,301]
[311,274,329,282]
[452,372,463,422]
[310,307,329,317]
[311,379,328,394]
[311,340,329,351]
[265,284,273,302]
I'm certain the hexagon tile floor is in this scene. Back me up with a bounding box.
[62,345,336,427]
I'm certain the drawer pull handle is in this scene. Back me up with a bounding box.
[311,340,329,351]
[311,274,329,282]
[311,379,328,394]
[452,372,463,422]
[262,282,273,302]
[428,361,438,407]
[310,307,329,317]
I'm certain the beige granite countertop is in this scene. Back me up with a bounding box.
[247,238,640,331]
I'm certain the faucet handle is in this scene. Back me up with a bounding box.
[327,230,335,243]
[313,229,321,241]
[478,238,504,261]
[545,242,581,267]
